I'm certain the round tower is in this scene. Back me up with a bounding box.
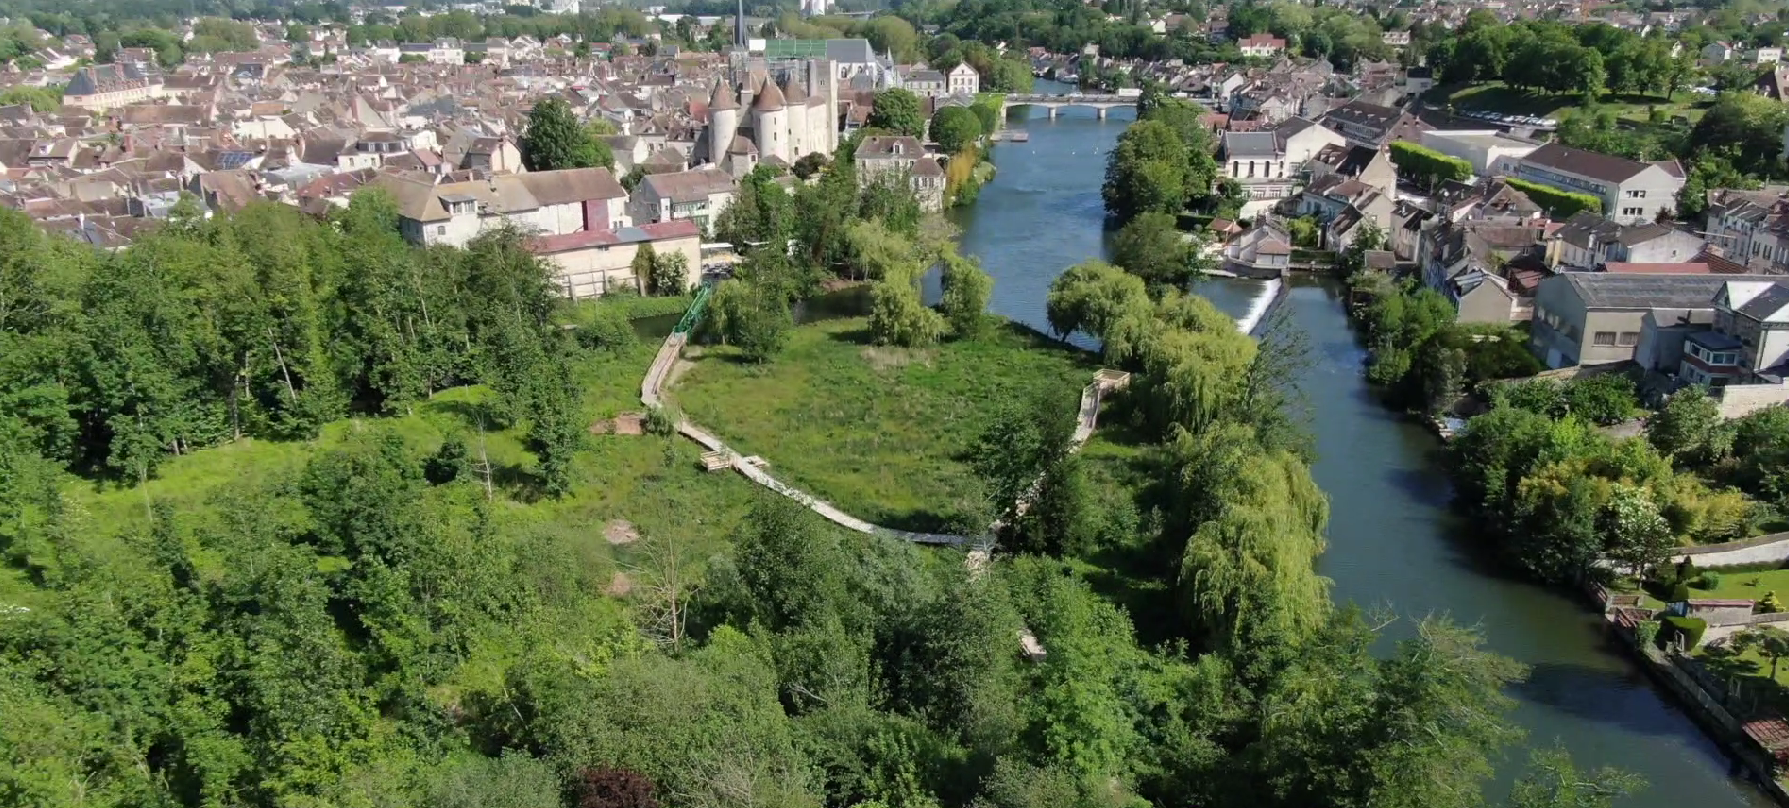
[708,79,741,167]
[780,75,809,161]
[752,78,788,163]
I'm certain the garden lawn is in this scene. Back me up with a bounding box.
[1683,567,1789,603]
[673,316,1098,533]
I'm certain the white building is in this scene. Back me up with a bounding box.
[947,62,980,95]
[374,167,631,248]
[1419,129,1541,177]
[1511,143,1685,225]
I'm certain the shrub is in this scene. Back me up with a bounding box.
[425,437,469,485]
[577,304,639,354]
[1634,619,1661,649]
[1660,615,1708,650]
[1695,571,1722,590]
[1669,583,1691,603]
[1505,177,1604,219]
[1762,591,1784,614]
[1389,141,1473,189]
[643,404,679,436]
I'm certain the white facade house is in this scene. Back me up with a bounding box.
[947,62,980,95]
[1217,118,1346,202]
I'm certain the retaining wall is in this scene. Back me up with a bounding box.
[1671,532,1789,569]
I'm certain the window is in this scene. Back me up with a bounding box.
[1624,189,1647,198]
[1618,331,1639,346]
[1592,331,1617,346]
[1621,207,1644,217]
[436,225,446,236]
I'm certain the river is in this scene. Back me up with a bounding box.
[949,82,1771,808]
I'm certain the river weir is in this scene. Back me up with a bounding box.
[948,81,1774,807]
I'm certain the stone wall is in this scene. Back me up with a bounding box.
[1670,531,1789,568]
[1719,381,1789,419]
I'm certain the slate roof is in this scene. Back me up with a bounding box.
[1523,143,1652,184]
[1563,272,1726,310]
[1737,282,1789,321]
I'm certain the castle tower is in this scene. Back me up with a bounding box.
[752,77,788,163]
[780,74,809,160]
[708,79,741,165]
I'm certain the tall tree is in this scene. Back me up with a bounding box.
[520,97,612,171]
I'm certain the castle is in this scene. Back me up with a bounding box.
[701,60,839,177]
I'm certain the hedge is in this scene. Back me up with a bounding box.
[1389,141,1473,188]
[1504,177,1604,220]
[1659,615,1708,651]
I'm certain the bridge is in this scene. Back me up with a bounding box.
[1002,93,1137,119]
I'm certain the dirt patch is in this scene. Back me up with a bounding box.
[604,519,640,545]
[605,571,633,597]
[590,413,647,435]
[861,346,934,371]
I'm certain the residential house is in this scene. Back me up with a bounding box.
[630,167,737,231]
[1316,100,1423,148]
[1222,221,1293,278]
[1681,279,1789,386]
[1703,188,1789,274]
[1419,217,1550,323]
[947,63,980,95]
[1754,47,1784,64]
[856,134,946,212]
[1238,33,1286,58]
[376,166,631,249]
[1546,211,1706,271]
[1702,41,1737,64]
[903,68,947,96]
[1530,273,1726,367]
[1217,118,1346,203]
[63,64,165,108]
[1295,170,1395,250]
[1511,144,1685,225]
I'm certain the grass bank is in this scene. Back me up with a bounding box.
[673,316,1096,533]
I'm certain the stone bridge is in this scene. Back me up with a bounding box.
[1002,93,1137,119]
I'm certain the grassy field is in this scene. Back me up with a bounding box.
[673,316,1098,533]
[1436,82,1708,124]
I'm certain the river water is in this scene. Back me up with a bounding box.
[950,82,1770,807]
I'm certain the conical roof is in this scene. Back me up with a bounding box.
[780,75,807,104]
[752,78,785,112]
[709,79,739,112]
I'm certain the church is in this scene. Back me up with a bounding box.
[700,60,839,177]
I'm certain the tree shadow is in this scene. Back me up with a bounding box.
[422,397,511,432]
[824,326,877,346]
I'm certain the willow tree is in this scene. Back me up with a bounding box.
[1043,260,1152,358]
[1179,449,1330,672]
